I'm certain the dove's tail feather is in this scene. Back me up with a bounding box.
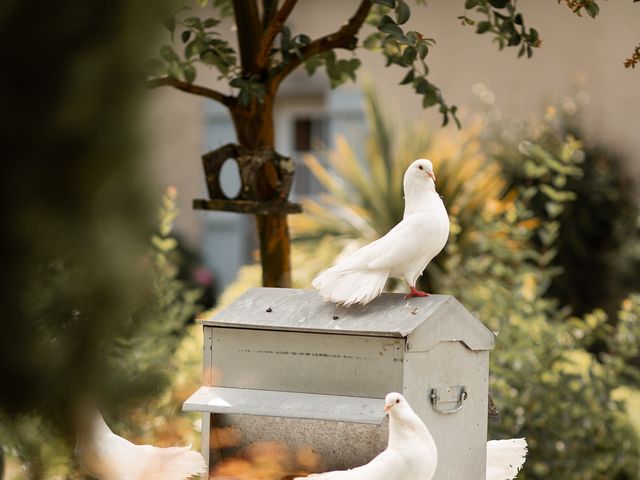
[142,445,207,480]
[312,268,388,306]
[486,438,528,480]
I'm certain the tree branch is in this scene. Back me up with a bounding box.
[256,0,299,70]
[145,77,235,107]
[233,0,263,74]
[272,0,372,86]
[262,0,279,30]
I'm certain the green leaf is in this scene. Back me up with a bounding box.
[183,16,202,28]
[379,22,404,39]
[373,0,396,6]
[395,0,411,25]
[401,46,417,65]
[414,77,429,94]
[181,30,191,43]
[203,18,220,28]
[584,2,599,18]
[364,32,383,49]
[422,88,437,107]
[416,42,429,58]
[163,16,176,34]
[160,45,179,62]
[488,0,508,8]
[476,21,491,33]
[465,0,480,8]
[399,68,415,84]
[185,40,206,59]
[183,64,196,83]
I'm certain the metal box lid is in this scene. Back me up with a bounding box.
[201,288,495,351]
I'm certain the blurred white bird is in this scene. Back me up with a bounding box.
[486,438,528,480]
[76,412,206,480]
[295,393,528,480]
[295,392,438,480]
[312,159,449,306]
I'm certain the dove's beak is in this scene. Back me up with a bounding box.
[384,403,392,413]
[428,171,436,183]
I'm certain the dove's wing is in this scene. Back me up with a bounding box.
[298,448,408,480]
[332,213,431,273]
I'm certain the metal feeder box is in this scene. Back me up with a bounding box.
[184,287,495,479]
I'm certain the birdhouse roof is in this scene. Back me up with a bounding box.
[201,288,494,352]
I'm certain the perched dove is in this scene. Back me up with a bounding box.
[295,392,438,480]
[312,159,449,306]
[295,393,528,480]
[75,412,206,480]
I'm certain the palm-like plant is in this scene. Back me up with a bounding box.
[290,84,506,290]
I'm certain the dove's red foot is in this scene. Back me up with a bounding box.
[403,286,430,299]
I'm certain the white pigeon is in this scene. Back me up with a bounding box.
[295,392,438,480]
[295,393,528,480]
[486,438,528,480]
[75,412,206,480]
[312,159,449,306]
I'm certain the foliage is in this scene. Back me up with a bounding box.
[0,0,172,477]
[484,96,640,316]
[0,189,203,478]
[146,0,543,125]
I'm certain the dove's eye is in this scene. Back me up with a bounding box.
[395,399,400,404]
[418,165,423,170]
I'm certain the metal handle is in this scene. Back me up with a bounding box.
[430,386,467,414]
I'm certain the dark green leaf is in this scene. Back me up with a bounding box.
[181,30,192,43]
[414,77,429,94]
[395,0,410,25]
[507,32,521,46]
[465,0,480,8]
[379,22,404,39]
[584,2,599,18]
[422,88,437,107]
[416,42,429,58]
[399,68,415,85]
[373,0,396,6]
[401,46,417,64]
[183,64,196,83]
[514,13,523,25]
[379,14,395,26]
[476,21,491,33]
[203,18,220,28]
[488,0,508,8]
[229,77,245,88]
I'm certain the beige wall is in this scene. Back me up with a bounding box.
[145,0,640,248]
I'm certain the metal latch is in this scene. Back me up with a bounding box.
[430,385,467,414]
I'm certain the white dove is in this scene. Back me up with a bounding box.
[295,392,438,480]
[312,159,449,306]
[75,412,206,480]
[295,393,528,480]
[486,438,528,480]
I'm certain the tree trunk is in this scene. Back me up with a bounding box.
[231,95,293,288]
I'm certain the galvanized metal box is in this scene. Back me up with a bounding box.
[184,287,495,479]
